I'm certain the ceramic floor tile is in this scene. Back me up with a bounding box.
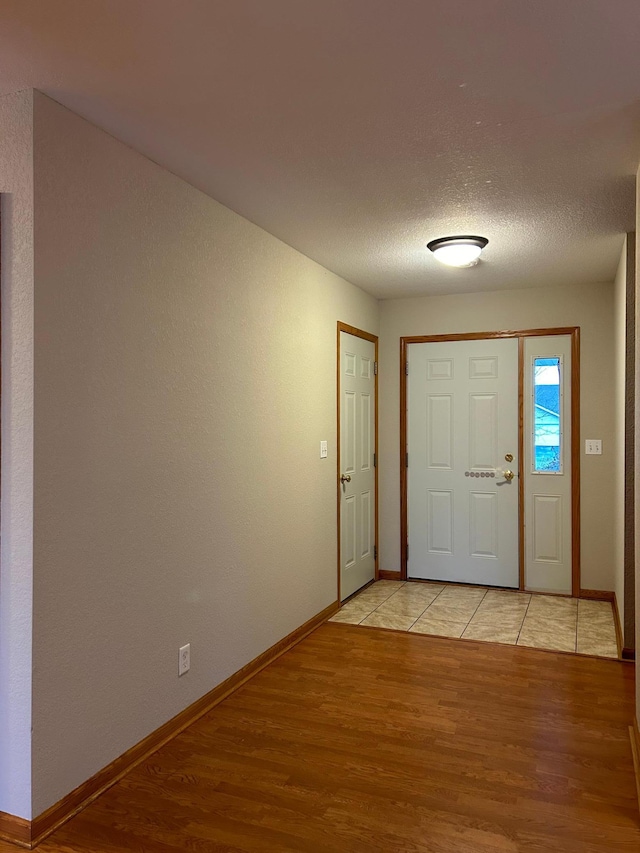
[477,589,530,609]
[331,597,378,621]
[375,596,432,618]
[527,595,577,618]
[340,582,616,661]
[329,605,374,625]
[472,592,530,623]
[465,609,526,631]
[523,609,578,633]
[577,599,615,624]
[409,613,468,638]
[422,602,477,623]
[461,621,520,645]
[576,636,619,658]
[483,589,527,600]
[578,598,612,614]
[352,588,395,606]
[374,580,406,590]
[340,597,378,615]
[353,582,391,596]
[577,616,618,658]
[399,582,446,597]
[424,589,485,623]
[360,611,417,631]
[388,588,442,609]
[436,585,487,603]
[517,617,577,653]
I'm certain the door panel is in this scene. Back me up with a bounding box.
[427,394,453,469]
[407,338,519,587]
[469,490,498,558]
[428,490,453,554]
[344,391,356,473]
[360,394,371,469]
[469,393,497,468]
[344,494,356,569]
[360,491,372,558]
[532,494,563,563]
[340,331,376,600]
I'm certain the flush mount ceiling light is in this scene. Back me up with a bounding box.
[427,235,488,267]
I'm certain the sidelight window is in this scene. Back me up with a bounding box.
[532,356,562,473]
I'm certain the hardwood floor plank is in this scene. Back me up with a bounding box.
[1,623,637,852]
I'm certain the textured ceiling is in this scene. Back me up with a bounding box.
[1,0,639,298]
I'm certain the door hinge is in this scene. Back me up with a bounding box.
[374,545,377,560]
[406,452,409,467]
[406,543,409,560]
[374,361,378,375]
[373,452,376,468]
[405,362,409,375]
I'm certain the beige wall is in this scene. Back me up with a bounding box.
[30,92,378,815]
[0,90,34,821]
[378,282,616,591]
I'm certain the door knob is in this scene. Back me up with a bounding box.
[503,470,515,482]
[340,474,352,485]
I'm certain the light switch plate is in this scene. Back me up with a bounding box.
[320,440,328,459]
[585,439,602,455]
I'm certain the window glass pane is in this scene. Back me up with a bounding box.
[533,357,561,473]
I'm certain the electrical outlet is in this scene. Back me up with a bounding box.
[178,643,190,676]
[320,440,328,458]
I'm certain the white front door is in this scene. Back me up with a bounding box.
[339,330,376,600]
[407,338,519,587]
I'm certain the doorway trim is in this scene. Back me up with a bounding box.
[400,327,580,595]
[337,322,379,602]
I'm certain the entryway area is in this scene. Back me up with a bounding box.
[329,580,619,658]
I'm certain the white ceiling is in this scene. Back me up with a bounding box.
[1,0,639,299]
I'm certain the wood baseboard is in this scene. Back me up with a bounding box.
[630,717,640,815]
[579,588,615,602]
[0,812,31,848]
[378,569,402,581]
[4,600,338,849]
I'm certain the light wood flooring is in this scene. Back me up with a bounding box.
[331,580,619,658]
[3,621,637,852]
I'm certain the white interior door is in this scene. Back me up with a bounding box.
[523,335,572,593]
[407,338,519,587]
[340,331,376,600]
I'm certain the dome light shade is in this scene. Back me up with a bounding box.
[427,235,488,267]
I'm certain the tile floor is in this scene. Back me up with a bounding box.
[330,580,619,658]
